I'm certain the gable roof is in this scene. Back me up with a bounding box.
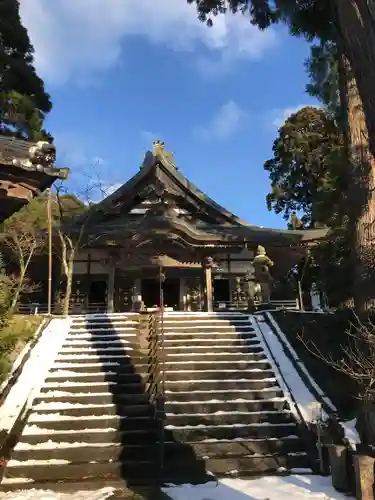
[85,142,249,227]
[75,142,329,249]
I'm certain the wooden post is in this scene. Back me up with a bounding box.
[297,280,304,311]
[107,262,115,313]
[47,188,52,316]
[203,257,213,312]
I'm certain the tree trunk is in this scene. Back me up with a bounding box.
[62,254,74,316]
[344,55,375,313]
[10,270,25,313]
[334,0,375,162]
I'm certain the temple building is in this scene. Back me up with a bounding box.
[67,141,328,313]
[0,136,69,223]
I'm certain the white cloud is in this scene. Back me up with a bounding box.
[139,130,162,145]
[271,104,317,128]
[19,0,278,85]
[195,100,246,140]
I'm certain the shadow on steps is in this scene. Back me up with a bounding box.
[86,314,211,498]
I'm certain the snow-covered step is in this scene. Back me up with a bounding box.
[163,351,268,362]
[162,318,251,325]
[163,368,276,381]
[62,339,136,346]
[162,338,260,347]
[56,353,135,360]
[30,403,151,419]
[162,344,264,354]
[162,331,256,338]
[41,380,145,394]
[164,422,299,442]
[49,361,141,370]
[165,410,294,427]
[163,359,271,371]
[165,398,288,414]
[164,387,284,401]
[33,392,149,406]
[162,324,254,331]
[71,313,139,320]
[164,378,278,392]
[66,331,137,338]
[71,321,138,327]
[65,332,137,340]
[58,346,137,354]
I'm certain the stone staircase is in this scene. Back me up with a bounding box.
[1,313,159,491]
[1,311,315,492]
[161,312,314,477]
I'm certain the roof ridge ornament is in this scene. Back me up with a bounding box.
[152,140,178,170]
[152,140,165,155]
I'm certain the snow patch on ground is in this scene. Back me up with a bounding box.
[264,313,361,448]
[0,476,352,499]
[0,487,115,499]
[340,418,360,449]
[266,313,337,413]
[251,315,323,423]
[163,477,352,499]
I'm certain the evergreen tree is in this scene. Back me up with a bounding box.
[0,0,52,140]
[265,106,346,228]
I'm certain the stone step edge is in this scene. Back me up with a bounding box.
[0,478,151,494]
[29,409,292,421]
[9,451,308,466]
[33,397,286,407]
[14,434,307,456]
[22,422,296,437]
[42,378,277,388]
[36,388,282,399]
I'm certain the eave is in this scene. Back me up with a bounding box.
[0,136,69,222]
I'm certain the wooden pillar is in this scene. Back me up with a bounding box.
[179,277,187,311]
[85,253,91,310]
[107,262,115,313]
[203,256,214,312]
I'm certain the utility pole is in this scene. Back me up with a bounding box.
[47,188,53,315]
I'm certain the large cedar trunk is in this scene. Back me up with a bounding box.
[344,55,375,313]
[335,0,375,162]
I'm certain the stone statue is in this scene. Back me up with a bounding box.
[253,245,274,304]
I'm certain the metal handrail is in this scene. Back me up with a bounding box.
[147,305,165,483]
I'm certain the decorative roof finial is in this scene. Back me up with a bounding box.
[152,140,165,156]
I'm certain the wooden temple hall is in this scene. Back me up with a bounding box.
[68,141,327,313]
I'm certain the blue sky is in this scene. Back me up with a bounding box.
[20,0,318,229]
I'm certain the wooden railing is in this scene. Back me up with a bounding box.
[147,311,165,483]
[16,302,108,315]
[213,299,299,311]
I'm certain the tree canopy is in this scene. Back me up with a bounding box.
[264,106,346,228]
[0,0,52,140]
[188,0,375,163]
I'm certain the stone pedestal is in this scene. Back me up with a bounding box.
[327,445,349,492]
[353,454,375,499]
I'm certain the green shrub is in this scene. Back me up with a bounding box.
[0,315,42,382]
